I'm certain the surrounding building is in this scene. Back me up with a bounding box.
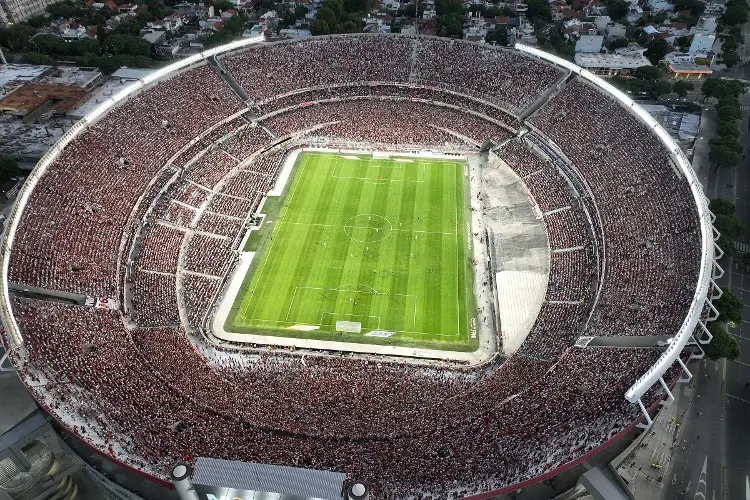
[0,0,65,24]
[575,34,604,53]
[688,33,716,56]
[574,47,651,75]
[665,53,713,78]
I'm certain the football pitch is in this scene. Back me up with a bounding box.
[225,152,477,351]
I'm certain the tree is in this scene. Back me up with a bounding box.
[704,322,740,360]
[675,35,692,52]
[633,65,661,81]
[605,0,629,21]
[717,119,739,137]
[0,23,36,52]
[646,79,672,99]
[721,0,749,26]
[672,79,694,97]
[213,0,234,9]
[674,0,705,16]
[607,37,628,50]
[309,19,330,35]
[715,289,743,323]
[715,213,744,239]
[103,34,151,57]
[723,50,741,68]
[398,3,416,17]
[645,38,669,64]
[0,156,20,183]
[710,197,736,217]
[717,103,741,122]
[486,26,508,45]
[31,34,62,55]
[437,12,463,38]
[709,142,741,168]
[23,52,56,65]
[525,0,551,21]
[701,78,744,99]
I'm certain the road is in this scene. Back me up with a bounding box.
[658,45,750,500]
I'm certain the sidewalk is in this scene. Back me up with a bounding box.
[615,380,696,499]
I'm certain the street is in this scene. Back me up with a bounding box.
[657,31,750,500]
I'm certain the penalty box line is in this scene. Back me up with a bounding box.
[285,285,418,333]
[277,220,454,236]
[330,156,427,184]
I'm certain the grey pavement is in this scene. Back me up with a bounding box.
[655,44,750,499]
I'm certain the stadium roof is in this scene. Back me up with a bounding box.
[192,457,346,500]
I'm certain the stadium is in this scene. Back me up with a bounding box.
[0,34,719,499]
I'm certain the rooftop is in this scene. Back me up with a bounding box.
[68,78,139,118]
[574,52,651,69]
[0,118,66,156]
[664,54,713,74]
[0,83,88,116]
[36,66,102,88]
[0,65,51,94]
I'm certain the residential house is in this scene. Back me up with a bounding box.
[691,16,717,35]
[118,3,138,13]
[648,0,673,13]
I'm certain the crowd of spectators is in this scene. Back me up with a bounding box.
[130,271,180,327]
[222,36,414,102]
[221,171,273,200]
[528,80,701,337]
[8,63,244,297]
[523,170,575,213]
[181,273,222,330]
[195,212,244,239]
[206,193,261,219]
[224,36,561,114]
[548,250,595,302]
[3,37,706,499]
[220,124,275,160]
[413,39,564,111]
[545,209,589,249]
[174,183,211,209]
[263,99,508,146]
[11,297,672,498]
[257,84,518,131]
[135,223,185,273]
[188,149,240,189]
[184,234,235,277]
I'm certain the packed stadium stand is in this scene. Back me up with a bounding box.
[0,34,716,500]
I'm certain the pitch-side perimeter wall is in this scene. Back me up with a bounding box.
[211,146,496,363]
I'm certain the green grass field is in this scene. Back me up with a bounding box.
[225,152,477,351]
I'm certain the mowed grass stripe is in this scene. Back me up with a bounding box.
[228,152,474,349]
[307,157,357,324]
[384,163,416,332]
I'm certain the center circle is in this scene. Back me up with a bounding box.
[343,214,393,243]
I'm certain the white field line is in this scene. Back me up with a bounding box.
[278,220,453,236]
[241,153,465,339]
[241,155,308,319]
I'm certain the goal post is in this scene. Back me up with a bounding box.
[336,321,362,333]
